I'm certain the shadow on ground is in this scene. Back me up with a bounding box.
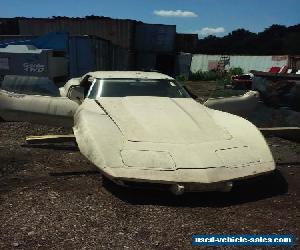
[21,143,79,151]
[103,169,288,208]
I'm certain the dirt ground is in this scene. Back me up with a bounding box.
[0,82,299,249]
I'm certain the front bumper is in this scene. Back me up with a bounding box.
[120,181,234,195]
[102,161,275,194]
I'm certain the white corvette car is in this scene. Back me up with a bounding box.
[0,71,275,194]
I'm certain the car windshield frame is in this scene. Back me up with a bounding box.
[86,78,190,99]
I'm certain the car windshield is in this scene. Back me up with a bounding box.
[86,78,190,98]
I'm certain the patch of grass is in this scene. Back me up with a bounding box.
[181,67,247,99]
[189,70,222,81]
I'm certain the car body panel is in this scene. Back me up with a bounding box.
[73,99,124,169]
[87,71,174,80]
[59,77,81,97]
[97,96,231,144]
[0,89,78,127]
[73,97,275,187]
[204,91,260,117]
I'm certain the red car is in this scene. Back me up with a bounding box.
[231,74,253,90]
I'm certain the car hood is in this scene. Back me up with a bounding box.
[96,96,232,144]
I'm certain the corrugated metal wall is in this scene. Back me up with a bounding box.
[69,36,99,77]
[136,53,157,71]
[69,36,131,78]
[175,53,192,78]
[191,54,289,73]
[112,46,131,70]
[2,18,180,75]
[175,34,198,53]
[0,18,19,35]
[17,18,178,53]
[18,18,135,49]
[135,23,176,53]
[0,33,132,78]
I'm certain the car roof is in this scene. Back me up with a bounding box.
[86,71,175,80]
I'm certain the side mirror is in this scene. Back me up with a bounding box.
[67,85,85,102]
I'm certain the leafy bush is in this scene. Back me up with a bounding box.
[189,67,244,83]
[222,67,244,85]
[228,67,244,76]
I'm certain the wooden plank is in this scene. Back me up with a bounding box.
[26,134,76,144]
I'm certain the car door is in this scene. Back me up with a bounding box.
[0,75,79,127]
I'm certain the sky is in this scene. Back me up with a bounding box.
[1,0,300,37]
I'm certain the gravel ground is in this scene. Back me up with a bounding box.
[0,121,299,250]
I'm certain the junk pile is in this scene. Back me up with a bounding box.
[251,70,300,112]
[205,68,300,141]
[204,90,300,142]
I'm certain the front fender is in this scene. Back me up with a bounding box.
[73,99,125,170]
[208,108,275,165]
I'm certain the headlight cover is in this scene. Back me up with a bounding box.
[121,150,176,170]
